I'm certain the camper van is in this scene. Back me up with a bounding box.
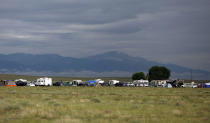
[35,77,52,86]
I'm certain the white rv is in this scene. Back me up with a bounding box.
[35,77,53,86]
[133,80,149,87]
[109,80,120,85]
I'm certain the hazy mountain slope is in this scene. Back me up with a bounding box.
[0,51,209,79]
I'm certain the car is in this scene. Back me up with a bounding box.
[192,84,198,88]
[27,82,35,86]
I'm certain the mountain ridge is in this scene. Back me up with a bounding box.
[0,51,209,79]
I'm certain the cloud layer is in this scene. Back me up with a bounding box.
[0,0,210,71]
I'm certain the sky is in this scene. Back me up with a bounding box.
[0,0,210,71]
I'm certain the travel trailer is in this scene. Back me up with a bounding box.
[133,79,149,87]
[150,80,168,87]
[35,77,52,86]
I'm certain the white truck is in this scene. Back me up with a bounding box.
[181,83,198,88]
[109,80,120,85]
[35,77,53,86]
[95,79,104,84]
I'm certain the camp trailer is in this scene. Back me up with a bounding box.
[35,77,53,86]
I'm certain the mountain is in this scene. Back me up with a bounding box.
[0,51,209,79]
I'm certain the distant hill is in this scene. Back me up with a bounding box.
[0,51,209,79]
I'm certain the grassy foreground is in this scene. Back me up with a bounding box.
[0,87,210,123]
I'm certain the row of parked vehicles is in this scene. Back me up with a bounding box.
[0,78,149,87]
[0,77,52,87]
[1,77,210,88]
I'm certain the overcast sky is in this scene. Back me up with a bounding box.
[0,0,210,71]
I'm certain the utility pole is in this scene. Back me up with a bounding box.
[190,69,192,82]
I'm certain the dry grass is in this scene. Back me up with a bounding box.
[0,87,210,123]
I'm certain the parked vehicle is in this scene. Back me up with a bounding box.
[181,83,198,88]
[16,81,27,86]
[72,80,83,86]
[133,80,149,87]
[15,79,27,82]
[53,81,64,86]
[0,80,6,86]
[123,82,135,87]
[109,80,120,86]
[95,79,104,84]
[115,82,124,87]
[35,77,52,86]
[78,82,89,86]
[63,82,71,86]
[27,82,35,86]
[192,84,198,88]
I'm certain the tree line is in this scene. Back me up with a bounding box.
[132,66,171,81]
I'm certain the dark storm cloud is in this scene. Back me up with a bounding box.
[0,0,210,71]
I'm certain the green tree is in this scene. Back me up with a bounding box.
[148,66,171,81]
[132,72,146,80]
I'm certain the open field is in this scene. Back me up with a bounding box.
[0,87,210,123]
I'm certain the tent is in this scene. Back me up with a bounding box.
[88,80,96,86]
[163,83,172,88]
[203,83,210,88]
[5,80,17,87]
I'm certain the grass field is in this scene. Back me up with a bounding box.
[0,87,210,123]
